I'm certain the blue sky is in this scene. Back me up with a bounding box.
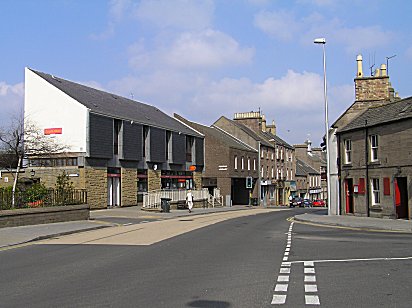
[1,0,411,145]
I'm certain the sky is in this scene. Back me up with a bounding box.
[1,0,412,146]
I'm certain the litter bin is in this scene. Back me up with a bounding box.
[252,198,258,206]
[160,198,171,213]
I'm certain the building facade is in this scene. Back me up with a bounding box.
[214,111,295,206]
[174,114,259,206]
[328,54,400,215]
[337,98,412,219]
[295,159,322,200]
[24,68,204,209]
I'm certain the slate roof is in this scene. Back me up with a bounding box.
[261,131,293,149]
[187,122,257,152]
[30,69,202,137]
[295,158,319,176]
[338,97,412,133]
[219,117,273,147]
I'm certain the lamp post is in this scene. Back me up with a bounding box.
[314,37,331,215]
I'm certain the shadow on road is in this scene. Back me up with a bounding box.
[188,299,231,307]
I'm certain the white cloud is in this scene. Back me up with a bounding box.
[333,25,394,53]
[166,30,255,69]
[0,82,24,127]
[127,29,255,71]
[135,0,214,30]
[254,10,301,41]
[255,9,394,53]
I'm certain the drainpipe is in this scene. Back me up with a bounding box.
[365,120,370,217]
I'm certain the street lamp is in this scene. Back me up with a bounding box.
[314,37,331,215]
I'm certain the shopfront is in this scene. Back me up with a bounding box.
[161,171,194,190]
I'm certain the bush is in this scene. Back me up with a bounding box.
[24,183,49,207]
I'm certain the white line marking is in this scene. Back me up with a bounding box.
[291,256,412,264]
[274,284,288,292]
[285,247,290,252]
[281,262,291,267]
[305,295,320,305]
[304,261,314,267]
[286,244,291,248]
[305,275,316,282]
[305,284,318,292]
[271,294,287,305]
[123,223,133,226]
[284,251,290,256]
[283,257,288,261]
[304,268,315,274]
[277,275,289,282]
[280,268,290,274]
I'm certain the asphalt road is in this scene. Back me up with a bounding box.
[1,208,411,307]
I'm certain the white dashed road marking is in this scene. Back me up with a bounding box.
[272,222,294,305]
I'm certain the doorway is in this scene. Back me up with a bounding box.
[395,177,408,219]
[108,176,121,207]
[345,179,354,214]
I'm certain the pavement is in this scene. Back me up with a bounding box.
[1,206,411,249]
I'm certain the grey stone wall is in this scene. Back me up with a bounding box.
[0,204,89,228]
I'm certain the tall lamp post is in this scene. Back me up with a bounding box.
[314,37,331,215]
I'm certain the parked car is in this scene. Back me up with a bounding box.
[290,197,303,207]
[302,199,313,207]
[312,199,325,207]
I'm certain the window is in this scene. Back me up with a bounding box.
[261,148,264,158]
[143,126,149,158]
[266,150,269,159]
[371,178,380,204]
[261,166,264,177]
[290,170,293,179]
[113,119,122,155]
[370,135,378,162]
[186,136,194,162]
[166,131,172,161]
[286,169,289,180]
[241,156,244,170]
[253,159,256,171]
[276,147,279,159]
[247,158,250,171]
[234,156,238,170]
[271,151,274,160]
[344,139,352,164]
[271,167,274,178]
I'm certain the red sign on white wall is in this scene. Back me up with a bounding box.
[44,128,62,135]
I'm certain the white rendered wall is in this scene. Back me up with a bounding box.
[24,68,87,153]
[329,128,340,215]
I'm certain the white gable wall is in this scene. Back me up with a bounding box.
[24,68,88,153]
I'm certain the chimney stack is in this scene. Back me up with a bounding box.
[356,54,363,77]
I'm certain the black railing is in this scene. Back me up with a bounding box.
[0,189,87,210]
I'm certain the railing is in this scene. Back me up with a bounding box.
[0,189,87,210]
[143,188,210,210]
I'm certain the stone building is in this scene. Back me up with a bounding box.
[328,54,400,215]
[24,68,204,209]
[337,97,412,219]
[214,111,295,206]
[294,140,326,200]
[174,114,259,206]
[295,159,321,199]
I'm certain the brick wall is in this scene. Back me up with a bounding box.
[85,167,107,209]
[121,168,137,206]
[193,171,202,189]
[148,169,161,191]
